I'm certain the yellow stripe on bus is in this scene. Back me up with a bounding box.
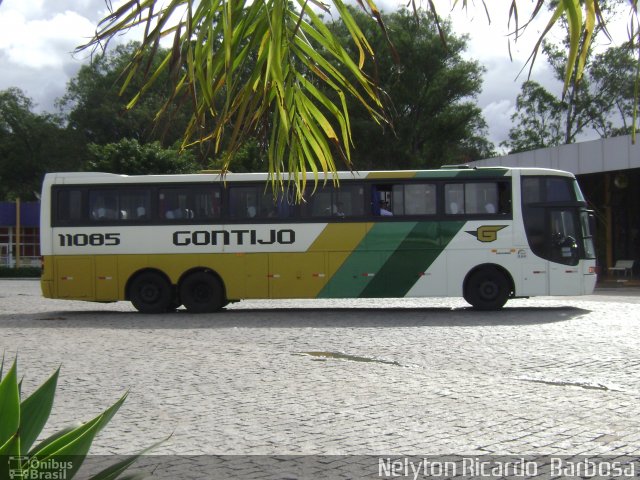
[292,222,371,298]
[365,171,416,179]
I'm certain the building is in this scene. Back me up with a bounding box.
[470,134,639,277]
[0,201,41,267]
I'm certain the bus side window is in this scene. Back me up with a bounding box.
[484,202,496,213]
[445,184,464,215]
[90,190,118,221]
[159,188,192,221]
[376,183,436,216]
[309,189,336,217]
[55,189,84,225]
[306,184,364,218]
[195,189,220,219]
[465,183,498,215]
[136,206,147,219]
[444,182,509,216]
[229,186,260,219]
[403,183,436,215]
[522,177,541,204]
[372,185,393,216]
[337,185,364,217]
[497,182,511,214]
[119,189,150,221]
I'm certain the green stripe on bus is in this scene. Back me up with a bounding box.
[317,222,416,298]
[359,221,466,298]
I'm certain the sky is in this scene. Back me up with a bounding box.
[0,0,626,151]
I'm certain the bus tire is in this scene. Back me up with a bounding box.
[129,272,173,314]
[179,271,225,313]
[464,267,510,310]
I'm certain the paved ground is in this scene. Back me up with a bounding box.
[1,279,639,476]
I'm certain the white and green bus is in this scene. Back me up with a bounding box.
[40,166,597,313]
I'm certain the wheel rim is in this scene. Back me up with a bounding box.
[464,268,509,310]
[140,283,160,303]
[180,273,224,313]
[130,273,172,313]
[192,282,212,303]
[479,280,498,300]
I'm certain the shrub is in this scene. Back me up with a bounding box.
[0,357,160,479]
[0,267,41,278]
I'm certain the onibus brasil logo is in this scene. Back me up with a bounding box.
[8,456,73,480]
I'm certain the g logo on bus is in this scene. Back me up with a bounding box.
[466,225,507,243]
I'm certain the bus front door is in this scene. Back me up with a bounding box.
[548,209,582,296]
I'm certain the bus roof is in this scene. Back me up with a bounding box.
[43,166,575,185]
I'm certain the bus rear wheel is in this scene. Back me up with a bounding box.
[179,272,226,313]
[464,267,510,310]
[129,272,173,314]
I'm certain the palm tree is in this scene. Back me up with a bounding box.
[78,0,637,196]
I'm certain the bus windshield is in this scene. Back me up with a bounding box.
[521,175,594,266]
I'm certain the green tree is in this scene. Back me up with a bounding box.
[59,42,195,150]
[503,42,637,153]
[87,138,198,175]
[503,81,565,153]
[504,0,635,153]
[0,88,83,199]
[589,44,637,137]
[324,8,494,168]
[209,137,267,173]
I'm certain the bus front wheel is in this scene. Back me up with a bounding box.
[129,272,173,314]
[464,267,510,310]
[179,272,226,313]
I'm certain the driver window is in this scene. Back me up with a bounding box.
[550,210,579,265]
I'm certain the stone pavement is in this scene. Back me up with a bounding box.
[1,279,639,474]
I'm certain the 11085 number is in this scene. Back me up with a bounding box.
[58,233,121,247]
